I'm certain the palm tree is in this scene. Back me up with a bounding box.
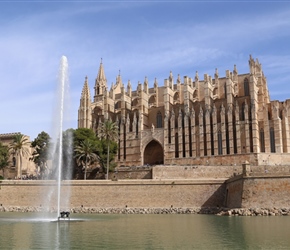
[98,119,119,180]
[74,139,98,180]
[9,134,30,180]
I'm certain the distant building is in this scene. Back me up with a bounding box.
[78,56,290,167]
[0,133,35,179]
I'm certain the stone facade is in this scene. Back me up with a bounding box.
[0,133,35,179]
[78,56,290,167]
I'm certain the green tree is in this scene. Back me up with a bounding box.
[9,134,30,179]
[74,139,98,180]
[98,120,119,180]
[72,128,100,178]
[73,128,99,145]
[0,142,10,179]
[30,131,51,179]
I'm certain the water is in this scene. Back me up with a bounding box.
[56,55,67,217]
[1,213,290,250]
[43,56,72,218]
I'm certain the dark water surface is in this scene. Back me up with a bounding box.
[0,212,289,249]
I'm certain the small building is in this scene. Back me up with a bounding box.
[0,133,36,179]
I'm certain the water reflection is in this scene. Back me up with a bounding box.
[1,213,290,249]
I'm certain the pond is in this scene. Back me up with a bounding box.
[0,212,289,249]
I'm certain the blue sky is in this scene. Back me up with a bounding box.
[1,0,290,140]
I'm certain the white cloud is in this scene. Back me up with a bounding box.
[1,2,290,139]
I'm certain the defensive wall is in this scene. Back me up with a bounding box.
[162,153,290,167]
[225,162,290,208]
[1,163,290,211]
[0,179,226,209]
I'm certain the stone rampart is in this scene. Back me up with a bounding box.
[152,165,242,179]
[0,179,226,209]
[226,174,290,208]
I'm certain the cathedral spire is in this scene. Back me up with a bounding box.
[116,70,123,87]
[97,59,106,83]
[78,76,92,129]
[81,76,91,100]
[94,59,107,101]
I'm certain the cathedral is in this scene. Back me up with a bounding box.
[78,56,290,167]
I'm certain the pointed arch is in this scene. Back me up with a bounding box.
[173,92,180,104]
[131,97,139,107]
[114,101,121,110]
[148,94,156,107]
[143,140,164,165]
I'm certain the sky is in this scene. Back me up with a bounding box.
[1,0,290,141]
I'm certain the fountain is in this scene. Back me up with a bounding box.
[44,55,73,219]
[56,55,68,218]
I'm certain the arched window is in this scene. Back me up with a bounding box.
[174,92,180,104]
[244,78,250,96]
[270,127,275,152]
[156,111,162,128]
[218,130,223,155]
[149,95,156,107]
[114,101,122,110]
[260,129,265,152]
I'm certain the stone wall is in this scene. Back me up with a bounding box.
[163,154,258,167]
[257,153,290,166]
[152,165,242,179]
[2,169,290,212]
[226,174,290,208]
[248,165,290,174]
[114,168,152,179]
[0,179,225,209]
[225,176,244,208]
[241,176,290,208]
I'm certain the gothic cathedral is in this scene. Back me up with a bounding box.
[78,56,290,167]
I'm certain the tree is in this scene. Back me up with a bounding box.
[74,139,98,180]
[30,131,51,179]
[9,134,30,179]
[97,139,118,174]
[72,128,100,178]
[0,142,10,179]
[98,120,119,180]
[73,128,99,146]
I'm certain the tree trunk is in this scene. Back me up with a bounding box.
[106,142,110,180]
[84,159,87,180]
[20,155,23,180]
